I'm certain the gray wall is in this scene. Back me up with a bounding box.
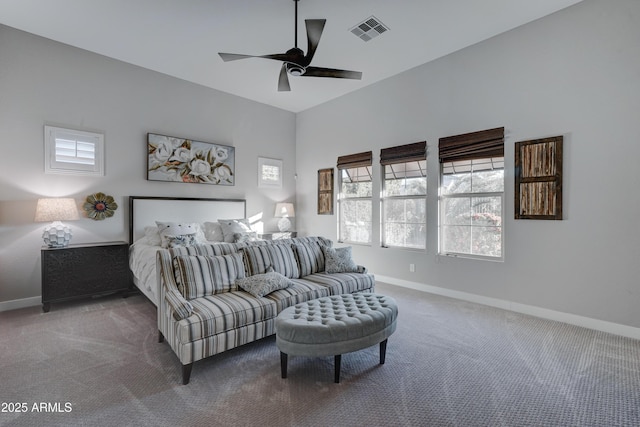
[0,25,296,304]
[295,0,640,329]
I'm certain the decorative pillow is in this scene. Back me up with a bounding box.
[242,245,299,278]
[236,271,291,298]
[203,221,225,242]
[143,226,162,246]
[173,252,246,299]
[233,231,258,243]
[156,221,206,248]
[166,234,197,248]
[218,219,253,243]
[293,242,326,276]
[323,246,359,274]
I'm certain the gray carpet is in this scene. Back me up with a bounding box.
[1,282,639,427]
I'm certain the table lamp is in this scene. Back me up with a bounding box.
[274,202,295,232]
[35,198,80,248]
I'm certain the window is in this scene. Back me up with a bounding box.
[337,151,373,244]
[44,125,104,176]
[439,128,505,260]
[380,141,427,249]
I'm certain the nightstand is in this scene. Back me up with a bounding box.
[258,231,298,240]
[41,241,132,312]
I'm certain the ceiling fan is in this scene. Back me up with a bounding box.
[218,0,362,92]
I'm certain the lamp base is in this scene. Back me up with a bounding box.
[43,221,73,248]
[277,217,291,232]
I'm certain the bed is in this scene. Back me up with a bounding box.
[128,196,247,305]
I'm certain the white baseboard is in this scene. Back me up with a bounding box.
[0,296,41,313]
[376,275,640,340]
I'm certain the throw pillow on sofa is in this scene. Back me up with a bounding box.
[323,246,359,274]
[236,271,292,298]
[293,242,326,276]
[173,252,246,299]
[242,245,300,279]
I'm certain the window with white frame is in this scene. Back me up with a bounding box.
[337,151,373,244]
[439,128,505,260]
[44,125,104,176]
[381,142,427,249]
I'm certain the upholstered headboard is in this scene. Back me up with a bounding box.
[128,196,246,244]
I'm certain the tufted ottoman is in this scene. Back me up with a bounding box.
[275,293,398,383]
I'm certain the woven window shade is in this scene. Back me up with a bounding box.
[439,127,504,163]
[380,141,426,165]
[337,151,372,169]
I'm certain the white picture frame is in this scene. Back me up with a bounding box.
[258,157,283,189]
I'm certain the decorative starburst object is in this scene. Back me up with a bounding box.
[83,192,118,220]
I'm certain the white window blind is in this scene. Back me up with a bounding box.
[44,126,104,176]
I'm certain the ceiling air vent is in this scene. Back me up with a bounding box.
[350,16,389,42]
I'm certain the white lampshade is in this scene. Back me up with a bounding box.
[274,203,295,218]
[274,202,295,232]
[35,198,80,248]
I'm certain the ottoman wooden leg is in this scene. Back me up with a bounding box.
[280,352,288,379]
[380,339,388,364]
[334,354,342,383]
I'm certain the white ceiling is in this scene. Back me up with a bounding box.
[0,0,583,113]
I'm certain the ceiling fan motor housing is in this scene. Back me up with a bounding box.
[286,63,305,76]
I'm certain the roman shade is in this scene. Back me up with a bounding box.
[439,127,504,163]
[380,141,426,165]
[337,151,372,169]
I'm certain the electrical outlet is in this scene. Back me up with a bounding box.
[409,263,415,272]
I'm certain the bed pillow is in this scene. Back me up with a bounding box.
[218,219,253,243]
[156,221,206,248]
[173,252,246,299]
[166,234,198,248]
[143,226,162,246]
[236,271,291,298]
[203,221,225,242]
[323,246,359,274]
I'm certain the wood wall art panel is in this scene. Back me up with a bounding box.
[514,136,563,220]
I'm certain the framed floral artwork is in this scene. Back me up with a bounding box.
[147,133,235,185]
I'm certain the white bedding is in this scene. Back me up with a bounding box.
[129,238,161,305]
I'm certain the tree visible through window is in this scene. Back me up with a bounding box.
[439,128,504,260]
[381,141,427,249]
[337,151,372,244]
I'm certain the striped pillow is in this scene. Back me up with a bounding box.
[242,245,299,279]
[173,252,246,299]
[293,242,326,276]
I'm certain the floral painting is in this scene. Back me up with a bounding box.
[147,133,235,185]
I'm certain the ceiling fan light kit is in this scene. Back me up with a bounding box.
[218,0,362,92]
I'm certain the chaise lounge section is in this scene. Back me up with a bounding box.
[155,236,375,384]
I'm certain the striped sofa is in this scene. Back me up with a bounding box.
[156,236,375,384]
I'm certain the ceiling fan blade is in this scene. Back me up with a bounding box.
[278,64,291,92]
[303,66,363,80]
[303,19,326,66]
[218,52,296,63]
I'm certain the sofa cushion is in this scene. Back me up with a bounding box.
[293,241,326,276]
[236,271,292,298]
[242,245,299,279]
[173,253,246,299]
[175,292,277,343]
[265,279,330,312]
[323,246,359,273]
[168,242,241,258]
[302,272,375,295]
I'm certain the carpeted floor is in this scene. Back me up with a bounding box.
[1,282,639,427]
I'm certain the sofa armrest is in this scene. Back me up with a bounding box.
[357,265,368,274]
[165,288,193,321]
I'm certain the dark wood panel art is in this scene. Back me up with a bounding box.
[515,136,563,220]
[318,168,334,215]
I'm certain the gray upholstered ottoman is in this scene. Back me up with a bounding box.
[275,293,398,383]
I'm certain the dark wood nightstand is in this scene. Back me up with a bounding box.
[41,241,132,312]
[258,231,298,240]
